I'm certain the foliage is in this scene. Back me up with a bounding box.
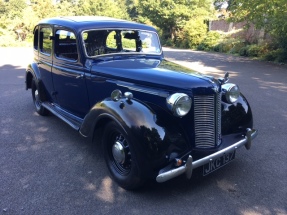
[263,49,287,63]
[0,0,130,47]
[176,19,208,48]
[245,45,261,57]
[75,0,130,19]
[201,31,248,54]
[1,0,285,64]
[197,31,222,51]
[238,46,248,56]
[215,0,287,51]
[138,0,215,43]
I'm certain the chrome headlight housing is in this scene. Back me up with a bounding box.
[166,93,192,117]
[222,83,240,103]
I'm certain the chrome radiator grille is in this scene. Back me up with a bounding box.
[194,93,221,148]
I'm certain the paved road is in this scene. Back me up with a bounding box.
[0,47,286,215]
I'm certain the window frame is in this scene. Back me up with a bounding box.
[54,28,79,62]
[81,28,162,58]
[39,25,53,56]
[33,26,39,51]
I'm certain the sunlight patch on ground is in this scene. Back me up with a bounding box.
[240,207,287,215]
[217,179,237,193]
[96,176,114,203]
[84,183,97,191]
[252,77,287,93]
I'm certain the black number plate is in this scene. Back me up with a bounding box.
[203,151,236,176]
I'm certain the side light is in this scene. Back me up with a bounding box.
[166,93,192,117]
[222,83,240,103]
[111,89,122,101]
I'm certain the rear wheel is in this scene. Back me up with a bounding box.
[31,79,49,116]
[102,121,145,190]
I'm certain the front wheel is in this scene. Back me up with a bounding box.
[31,79,49,116]
[102,121,145,190]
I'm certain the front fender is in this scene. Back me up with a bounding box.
[80,97,190,177]
[222,93,253,135]
[80,97,165,139]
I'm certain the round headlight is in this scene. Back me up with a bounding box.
[222,83,240,103]
[167,93,192,117]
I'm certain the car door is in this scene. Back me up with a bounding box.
[51,28,90,118]
[37,25,54,101]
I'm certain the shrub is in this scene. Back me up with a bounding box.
[198,31,222,51]
[176,19,208,49]
[210,37,244,53]
[263,49,287,63]
[239,46,248,56]
[229,41,245,54]
[164,38,175,47]
[246,44,261,57]
[213,43,222,52]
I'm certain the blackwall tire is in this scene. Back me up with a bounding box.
[102,121,145,190]
[31,79,49,116]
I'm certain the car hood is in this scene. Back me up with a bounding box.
[89,58,217,92]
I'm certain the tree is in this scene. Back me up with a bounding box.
[75,0,130,19]
[138,0,215,41]
[215,0,287,49]
[0,0,29,44]
[31,0,57,19]
[125,0,139,20]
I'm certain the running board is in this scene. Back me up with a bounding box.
[42,102,83,131]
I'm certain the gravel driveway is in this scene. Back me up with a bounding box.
[0,47,286,215]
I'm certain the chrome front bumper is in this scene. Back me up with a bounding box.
[156,128,258,183]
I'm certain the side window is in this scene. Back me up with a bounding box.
[40,27,52,55]
[106,31,117,49]
[106,30,138,52]
[55,29,78,61]
[121,31,137,51]
[84,30,107,57]
[33,27,39,50]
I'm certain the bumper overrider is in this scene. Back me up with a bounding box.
[156,128,258,183]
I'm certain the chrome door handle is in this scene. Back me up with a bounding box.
[76,74,84,79]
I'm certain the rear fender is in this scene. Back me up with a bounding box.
[26,62,41,90]
[26,62,48,101]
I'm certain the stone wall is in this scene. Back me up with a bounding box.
[209,20,266,43]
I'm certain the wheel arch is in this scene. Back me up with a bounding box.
[80,98,168,177]
[221,93,254,135]
[90,113,127,146]
[25,62,41,90]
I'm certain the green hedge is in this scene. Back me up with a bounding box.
[197,31,287,63]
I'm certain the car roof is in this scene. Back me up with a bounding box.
[38,16,157,32]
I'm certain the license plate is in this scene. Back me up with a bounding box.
[203,151,236,176]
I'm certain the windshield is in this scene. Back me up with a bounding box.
[82,29,161,57]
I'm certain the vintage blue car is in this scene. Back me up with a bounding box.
[25,16,258,190]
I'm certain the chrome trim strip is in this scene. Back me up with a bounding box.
[114,81,169,97]
[156,128,258,183]
[42,102,82,131]
[216,92,222,146]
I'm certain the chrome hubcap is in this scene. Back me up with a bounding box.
[112,141,126,164]
[35,89,40,102]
